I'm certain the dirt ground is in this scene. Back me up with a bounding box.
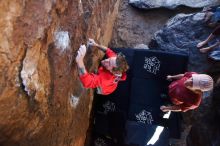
[110,0,200,48]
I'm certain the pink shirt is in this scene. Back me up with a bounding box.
[168,72,202,112]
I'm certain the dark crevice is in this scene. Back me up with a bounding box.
[18,44,29,98]
[47,43,55,107]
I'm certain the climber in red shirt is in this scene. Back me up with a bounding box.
[160,72,214,112]
[75,39,129,95]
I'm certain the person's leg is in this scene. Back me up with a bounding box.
[200,41,220,53]
[197,33,215,48]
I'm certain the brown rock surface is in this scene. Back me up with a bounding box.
[0,0,120,146]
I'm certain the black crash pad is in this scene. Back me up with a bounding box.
[124,121,169,146]
[130,78,169,107]
[128,103,168,127]
[132,49,188,80]
[92,112,126,145]
[91,133,119,146]
[94,81,131,115]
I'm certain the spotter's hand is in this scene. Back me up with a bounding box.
[160,106,169,112]
[166,75,172,81]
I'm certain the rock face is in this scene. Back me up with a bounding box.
[149,12,213,72]
[0,0,120,146]
[129,0,220,10]
[149,11,220,146]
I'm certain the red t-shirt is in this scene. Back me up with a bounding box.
[168,72,202,112]
[79,48,127,95]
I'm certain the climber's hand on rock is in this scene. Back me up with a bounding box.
[76,45,87,66]
[87,38,97,47]
[79,45,87,57]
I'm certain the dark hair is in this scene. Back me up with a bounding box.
[112,52,129,73]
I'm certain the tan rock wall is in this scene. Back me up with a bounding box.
[0,0,120,145]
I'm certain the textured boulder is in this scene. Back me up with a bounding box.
[129,0,220,10]
[0,0,120,146]
[149,12,214,72]
[149,11,220,146]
